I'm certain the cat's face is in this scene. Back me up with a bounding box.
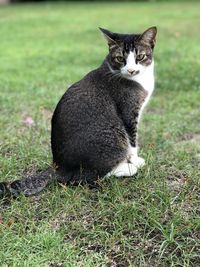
[100,27,157,80]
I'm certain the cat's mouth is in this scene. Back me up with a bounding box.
[121,70,140,79]
[127,70,140,76]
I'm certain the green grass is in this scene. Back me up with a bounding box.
[0,1,200,266]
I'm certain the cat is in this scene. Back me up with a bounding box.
[0,26,157,198]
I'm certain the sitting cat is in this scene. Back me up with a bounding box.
[0,26,157,197]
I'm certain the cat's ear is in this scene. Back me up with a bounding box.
[99,27,119,47]
[138,26,157,48]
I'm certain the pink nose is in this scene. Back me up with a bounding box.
[127,69,135,75]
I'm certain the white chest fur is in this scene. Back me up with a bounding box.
[132,61,155,120]
[133,61,154,94]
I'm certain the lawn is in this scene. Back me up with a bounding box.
[0,1,200,266]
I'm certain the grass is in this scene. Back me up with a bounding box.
[0,1,200,266]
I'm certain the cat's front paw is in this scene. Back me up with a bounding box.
[128,155,145,169]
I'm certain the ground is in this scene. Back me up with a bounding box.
[0,1,200,266]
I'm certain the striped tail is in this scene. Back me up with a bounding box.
[0,168,56,198]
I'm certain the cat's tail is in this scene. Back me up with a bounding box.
[0,167,104,199]
[0,168,58,199]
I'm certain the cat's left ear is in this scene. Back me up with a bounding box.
[139,26,157,48]
[99,27,119,47]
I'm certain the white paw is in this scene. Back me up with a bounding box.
[128,155,145,169]
[106,162,138,177]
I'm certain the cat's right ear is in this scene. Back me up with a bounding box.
[99,27,118,47]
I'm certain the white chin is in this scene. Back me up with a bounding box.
[121,73,136,80]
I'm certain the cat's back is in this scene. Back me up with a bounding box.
[62,68,107,102]
[53,68,117,126]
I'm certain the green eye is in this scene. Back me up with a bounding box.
[116,56,124,62]
[137,54,146,61]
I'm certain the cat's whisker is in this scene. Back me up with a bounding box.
[105,71,122,83]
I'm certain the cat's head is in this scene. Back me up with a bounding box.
[100,27,157,80]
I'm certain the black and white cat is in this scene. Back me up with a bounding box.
[0,26,157,197]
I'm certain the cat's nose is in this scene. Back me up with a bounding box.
[127,69,135,75]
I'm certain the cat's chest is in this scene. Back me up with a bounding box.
[132,63,155,96]
[132,66,155,116]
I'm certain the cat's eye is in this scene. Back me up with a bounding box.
[136,54,146,61]
[116,56,124,63]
